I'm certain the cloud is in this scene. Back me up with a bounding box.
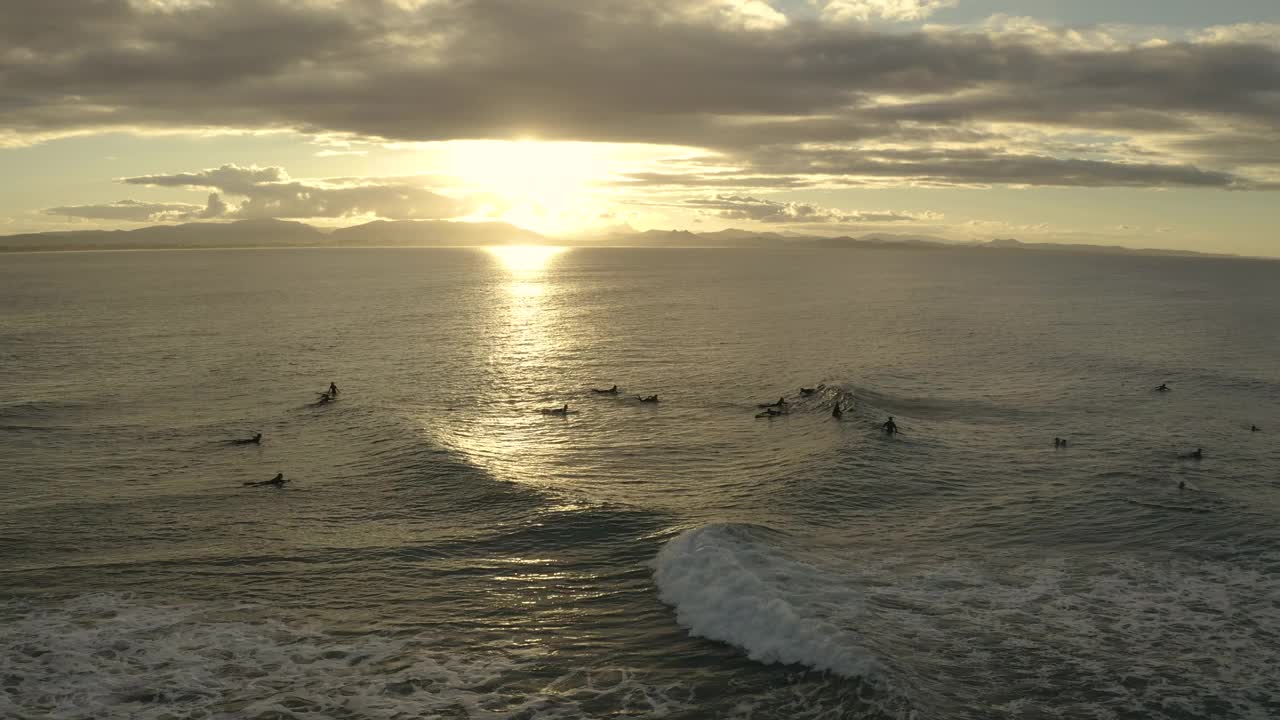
[621,147,1242,190]
[686,194,939,223]
[124,165,288,194]
[1,0,1278,190]
[44,199,209,222]
[202,192,227,218]
[820,0,957,23]
[119,164,470,220]
[674,0,788,31]
[1193,23,1280,48]
[730,146,1245,188]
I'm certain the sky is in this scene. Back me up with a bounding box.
[2,0,1278,255]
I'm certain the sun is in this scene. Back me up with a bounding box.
[435,140,613,235]
[406,139,691,235]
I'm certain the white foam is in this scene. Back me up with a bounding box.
[856,552,1280,718]
[656,526,1280,718]
[654,524,879,679]
[0,593,693,720]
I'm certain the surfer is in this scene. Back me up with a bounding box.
[243,472,287,488]
[1054,437,1061,448]
[800,387,816,396]
[832,403,842,419]
[1154,383,1170,392]
[234,433,262,445]
[756,408,786,418]
[638,395,659,403]
[328,382,339,396]
[592,385,619,394]
[758,397,787,409]
[543,403,570,415]
[1251,424,1261,432]
[1182,448,1203,460]
[1178,480,1186,491]
[882,416,898,435]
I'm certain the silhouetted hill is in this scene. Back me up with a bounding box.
[983,238,1233,258]
[808,233,954,248]
[328,220,545,246]
[595,228,956,248]
[594,228,786,247]
[0,221,1256,260]
[0,219,541,252]
[0,219,322,252]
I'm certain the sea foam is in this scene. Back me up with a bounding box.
[0,593,692,720]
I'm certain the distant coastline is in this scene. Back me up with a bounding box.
[0,218,1264,261]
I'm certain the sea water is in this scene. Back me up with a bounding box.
[2,246,1278,719]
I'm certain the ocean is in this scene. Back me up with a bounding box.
[1,245,1278,719]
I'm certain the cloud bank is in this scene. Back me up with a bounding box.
[72,164,473,221]
[1,0,1277,193]
[686,194,939,223]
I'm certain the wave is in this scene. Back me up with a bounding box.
[0,593,695,720]
[653,523,879,679]
[852,386,1033,422]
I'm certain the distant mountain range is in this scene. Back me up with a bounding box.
[0,218,543,252]
[981,237,1237,258]
[0,219,1251,260]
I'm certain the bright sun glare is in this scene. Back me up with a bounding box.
[442,140,613,235]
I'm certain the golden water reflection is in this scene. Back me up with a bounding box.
[433,245,574,490]
[486,245,568,300]
[485,245,568,277]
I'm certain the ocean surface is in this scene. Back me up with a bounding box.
[2,245,1278,720]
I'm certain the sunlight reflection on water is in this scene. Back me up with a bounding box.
[435,246,577,491]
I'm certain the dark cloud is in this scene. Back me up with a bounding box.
[621,148,1241,190]
[119,164,470,220]
[619,172,821,189]
[686,194,936,223]
[2,0,1279,188]
[731,146,1245,188]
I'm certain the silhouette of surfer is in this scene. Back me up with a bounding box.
[593,385,619,394]
[756,408,786,418]
[882,416,898,435]
[637,394,659,403]
[328,382,339,396]
[243,472,287,488]
[543,403,570,415]
[1154,383,1170,392]
[234,433,262,445]
[832,403,843,419]
[1251,424,1261,432]
[1182,448,1203,460]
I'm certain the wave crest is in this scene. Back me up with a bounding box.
[654,523,878,678]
